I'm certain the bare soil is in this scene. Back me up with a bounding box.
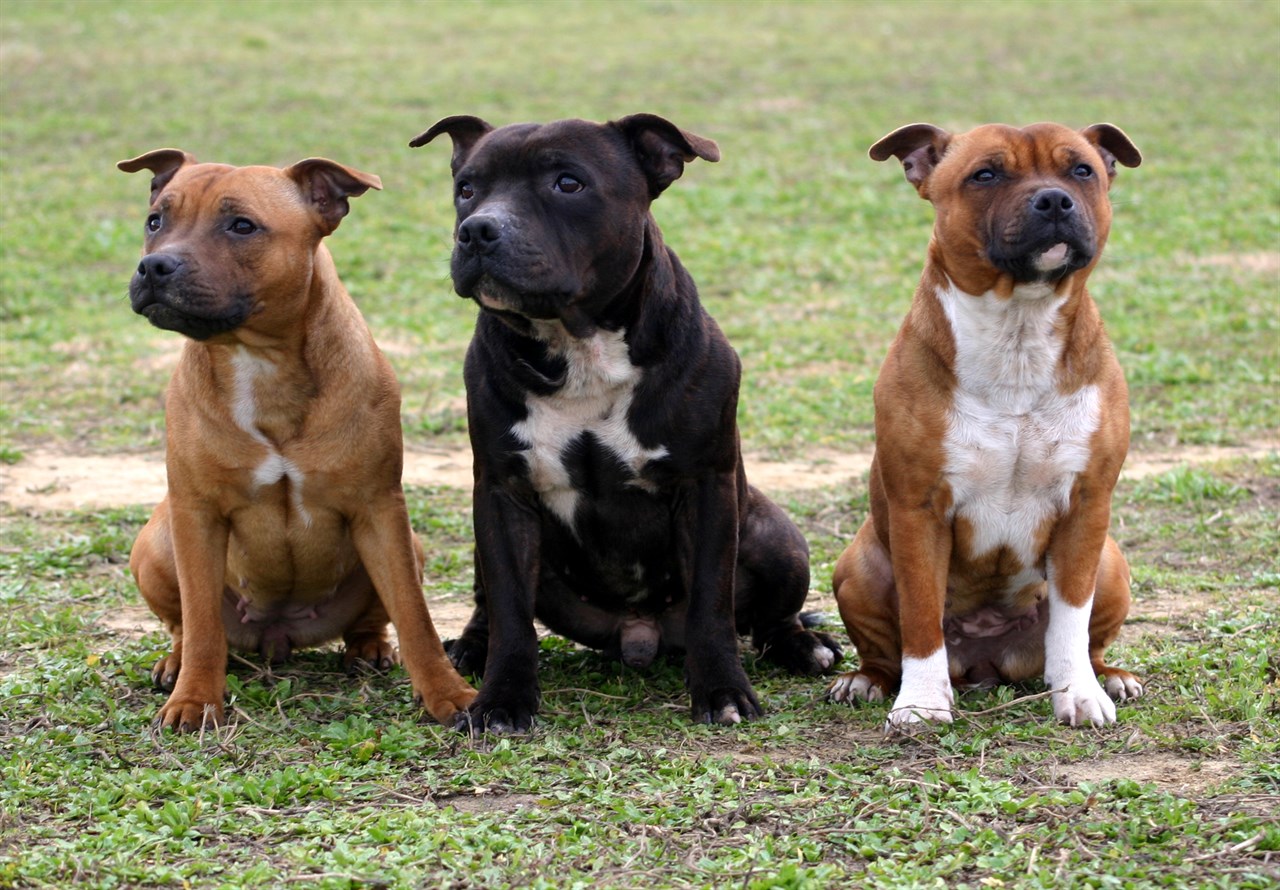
[3,440,1275,512]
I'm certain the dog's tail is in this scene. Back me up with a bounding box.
[799,611,831,629]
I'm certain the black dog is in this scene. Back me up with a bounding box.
[411,114,840,733]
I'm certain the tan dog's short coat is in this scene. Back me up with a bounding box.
[829,123,1144,729]
[120,150,476,732]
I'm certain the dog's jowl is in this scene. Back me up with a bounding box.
[827,122,1144,730]
[412,114,840,733]
[120,150,475,732]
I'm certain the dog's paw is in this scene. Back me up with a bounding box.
[445,635,488,677]
[151,653,181,691]
[827,670,886,704]
[155,695,223,733]
[762,628,844,676]
[414,677,479,726]
[690,684,763,726]
[343,637,398,675]
[1051,674,1118,726]
[1102,669,1144,702]
[886,699,954,731]
[886,676,954,732]
[452,688,539,736]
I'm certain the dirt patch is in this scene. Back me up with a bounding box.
[1192,251,1280,274]
[3,441,1274,512]
[1053,752,1239,796]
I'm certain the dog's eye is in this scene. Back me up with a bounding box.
[1073,163,1094,179]
[457,182,475,201]
[146,213,161,233]
[229,218,258,236]
[970,169,997,184]
[554,174,584,194]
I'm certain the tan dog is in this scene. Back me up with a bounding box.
[829,123,1144,729]
[120,150,476,732]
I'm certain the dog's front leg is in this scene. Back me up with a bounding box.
[458,483,543,735]
[1044,484,1118,727]
[680,470,760,725]
[885,502,955,730]
[158,500,230,732]
[350,493,477,725]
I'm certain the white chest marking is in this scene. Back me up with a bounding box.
[230,348,311,526]
[937,282,1099,571]
[511,324,668,530]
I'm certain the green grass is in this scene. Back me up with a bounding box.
[2,459,1278,888]
[2,0,1279,887]
[1,0,1277,454]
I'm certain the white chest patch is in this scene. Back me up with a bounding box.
[510,324,668,530]
[937,282,1100,572]
[230,348,310,526]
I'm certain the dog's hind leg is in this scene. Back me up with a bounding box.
[737,487,843,675]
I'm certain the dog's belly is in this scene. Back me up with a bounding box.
[222,491,366,650]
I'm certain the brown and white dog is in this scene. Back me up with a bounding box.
[120,150,476,732]
[829,122,1144,729]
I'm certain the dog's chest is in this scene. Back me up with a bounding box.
[511,325,668,529]
[228,348,311,525]
[936,284,1100,568]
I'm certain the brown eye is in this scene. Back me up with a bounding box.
[146,213,161,233]
[554,174,583,194]
[970,168,997,184]
[457,181,475,200]
[229,218,257,235]
[1074,163,1094,179]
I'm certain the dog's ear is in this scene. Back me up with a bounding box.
[285,159,382,235]
[613,114,720,199]
[409,116,494,176]
[117,149,197,203]
[1080,123,1142,179]
[869,124,952,197]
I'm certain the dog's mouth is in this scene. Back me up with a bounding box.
[464,273,597,338]
[130,286,252,341]
[989,235,1094,284]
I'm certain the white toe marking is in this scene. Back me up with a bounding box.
[888,649,954,729]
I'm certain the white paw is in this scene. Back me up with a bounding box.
[887,663,954,730]
[1052,673,1118,726]
[886,690,954,730]
[1105,673,1144,702]
[827,671,884,704]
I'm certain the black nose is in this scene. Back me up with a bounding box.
[136,253,183,281]
[1031,188,1075,221]
[457,214,503,256]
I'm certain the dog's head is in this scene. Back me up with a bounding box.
[412,114,718,337]
[870,122,1140,295]
[118,151,380,341]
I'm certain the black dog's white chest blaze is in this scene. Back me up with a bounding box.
[511,326,667,527]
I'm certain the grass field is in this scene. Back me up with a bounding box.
[1,1,1278,887]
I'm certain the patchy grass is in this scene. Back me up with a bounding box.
[1,0,1277,455]
[2,457,1278,887]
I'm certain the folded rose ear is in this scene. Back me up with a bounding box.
[869,124,952,198]
[612,113,720,199]
[285,158,382,235]
[1080,124,1142,179]
[117,149,198,203]
[409,115,494,176]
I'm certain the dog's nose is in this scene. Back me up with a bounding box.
[457,214,504,255]
[1031,188,1075,221]
[137,253,183,281]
